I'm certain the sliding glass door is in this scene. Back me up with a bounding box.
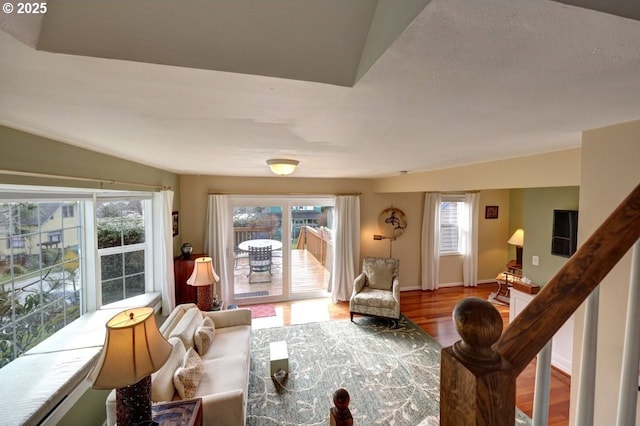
[230,196,334,304]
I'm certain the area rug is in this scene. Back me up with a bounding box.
[247,316,532,425]
[248,304,277,319]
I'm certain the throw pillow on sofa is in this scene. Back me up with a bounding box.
[168,307,202,349]
[151,337,186,402]
[194,322,214,356]
[203,316,215,335]
[174,347,204,399]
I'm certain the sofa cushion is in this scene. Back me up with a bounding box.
[195,356,248,398]
[151,337,185,402]
[174,347,204,399]
[194,324,214,356]
[352,288,397,308]
[200,325,251,362]
[168,307,202,349]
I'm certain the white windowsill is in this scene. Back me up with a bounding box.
[0,292,161,426]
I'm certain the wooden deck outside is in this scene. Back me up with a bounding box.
[233,249,331,301]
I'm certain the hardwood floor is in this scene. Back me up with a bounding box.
[247,283,571,426]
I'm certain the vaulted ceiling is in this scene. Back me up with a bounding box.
[1,0,639,178]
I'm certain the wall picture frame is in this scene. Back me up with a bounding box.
[485,205,499,219]
[172,211,179,236]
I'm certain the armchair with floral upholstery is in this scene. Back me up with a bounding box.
[350,256,400,328]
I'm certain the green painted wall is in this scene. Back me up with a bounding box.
[0,124,180,425]
[57,388,111,426]
[508,189,524,262]
[522,186,580,285]
[0,125,180,197]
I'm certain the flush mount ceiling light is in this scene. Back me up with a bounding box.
[267,159,299,176]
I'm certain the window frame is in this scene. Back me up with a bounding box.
[439,195,465,255]
[95,195,153,308]
[0,186,158,368]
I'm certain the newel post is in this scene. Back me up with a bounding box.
[440,297,517,426]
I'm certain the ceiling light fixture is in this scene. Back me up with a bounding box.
[267,159,299,176]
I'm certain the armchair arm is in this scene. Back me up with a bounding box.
[353,273,367,294]
[392,277,400,301]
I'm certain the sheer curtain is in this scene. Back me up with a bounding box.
[152,190,176,313]
[421,192,441,290]
[462,192,479,287]
[204,195,234,304]
[330,195,360,303]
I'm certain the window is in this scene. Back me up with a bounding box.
[97,199,149,305]
[0,201,82,368]
[62,204,74,218]
[0,188,158,371]
[6,235,24,249]
[48,230,62,243]
[440,198,464,254]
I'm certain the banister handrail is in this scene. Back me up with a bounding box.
[495,182,640,374]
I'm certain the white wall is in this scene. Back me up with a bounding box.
[570,118,640,425]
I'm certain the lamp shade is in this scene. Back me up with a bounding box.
[87,307,171,389]
[187,257,220,286]
[508,228,524,247]
[267,159,299,176]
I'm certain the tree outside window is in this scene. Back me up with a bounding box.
[97,200,147,305]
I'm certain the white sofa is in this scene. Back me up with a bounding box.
[106,303,252,426]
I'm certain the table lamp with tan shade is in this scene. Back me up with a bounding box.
[187,256,220,311]
[87,307,171,426]
[508,228,525,266]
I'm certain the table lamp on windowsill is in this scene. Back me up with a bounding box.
[187,256,220,311]
[87,307,171,426]
[508,228,524,266]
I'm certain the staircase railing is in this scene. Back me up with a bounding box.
[440,183,640,425]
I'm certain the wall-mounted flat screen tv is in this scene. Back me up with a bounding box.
[551,209,578,258]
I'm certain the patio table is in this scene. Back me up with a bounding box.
[238,239,283,251]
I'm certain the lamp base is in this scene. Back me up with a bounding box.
[196,285,213,311]
[116,375,152,426]
[515,246,523,267]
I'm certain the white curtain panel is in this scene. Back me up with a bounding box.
[421,192,441,290]
[331,195,360,303]
[462,192,480,287]
[153,190,176,313]
[205,195,234,304]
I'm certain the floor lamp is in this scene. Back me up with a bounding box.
[87,307,171,426]
[373,234,396,258]
[187,256,220,311]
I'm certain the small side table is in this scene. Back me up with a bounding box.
[270,341,289,376]
[211,301,225,311]
[152,398,203,426]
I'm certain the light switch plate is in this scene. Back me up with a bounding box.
[532,255,539,266]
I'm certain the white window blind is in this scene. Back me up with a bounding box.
[440,197,464,254]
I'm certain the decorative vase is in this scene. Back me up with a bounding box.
[180,243,193,260]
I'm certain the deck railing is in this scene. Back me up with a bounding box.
[296,226,332,269]
[440,183,640,425]
[233,227,273,247]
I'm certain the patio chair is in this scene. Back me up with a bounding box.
[350,256,400,328]
[234,247,248,269]
[248,245,272,283]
